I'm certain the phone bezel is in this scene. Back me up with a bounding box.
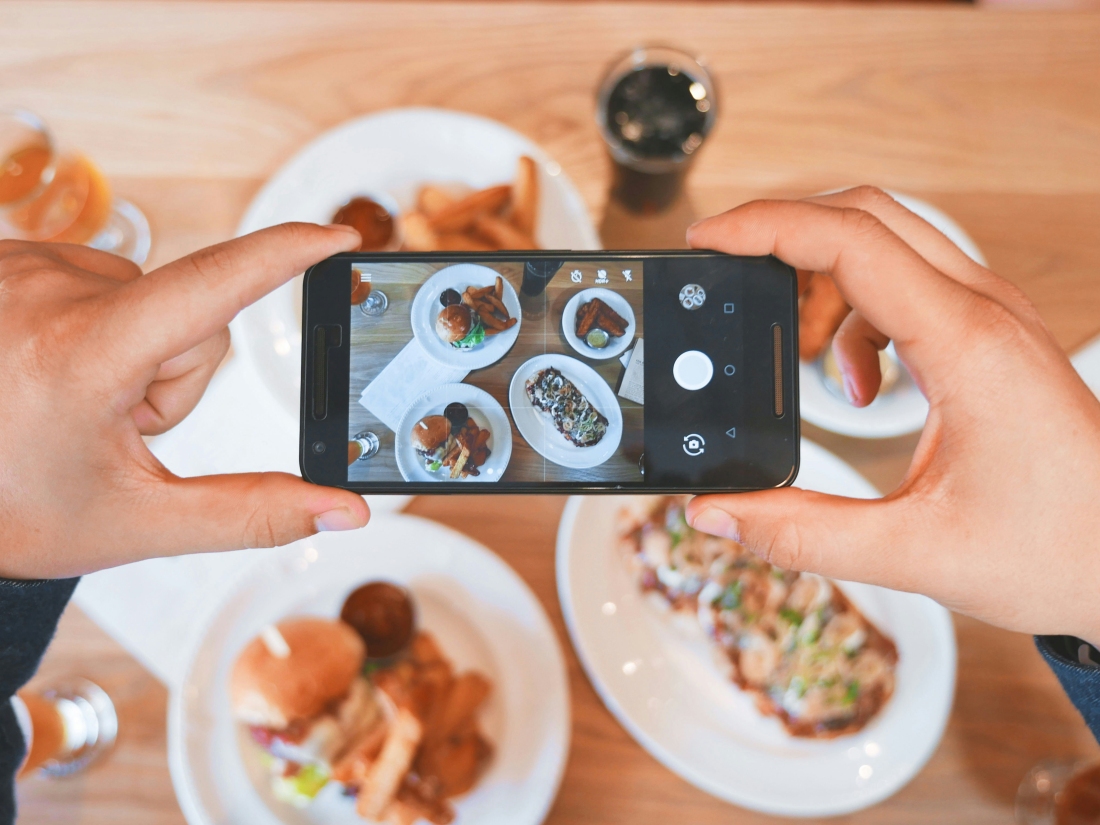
[300,251,799,494]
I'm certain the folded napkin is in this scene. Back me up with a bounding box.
[360,339,468,431]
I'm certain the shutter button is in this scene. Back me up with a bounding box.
[673,350,713,391]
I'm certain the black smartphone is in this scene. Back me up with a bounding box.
[301,251,798,494]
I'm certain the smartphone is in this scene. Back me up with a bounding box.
[300,251,798,494]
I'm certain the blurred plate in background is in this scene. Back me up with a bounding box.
[169,515,570,825]
[556,440,956,817]
[232,107,601,419]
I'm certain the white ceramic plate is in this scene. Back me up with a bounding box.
[561,288,636,361]
[394,383,512,483]
[556,440,956,817]
[232,107,601,418]
[800,191,986,439]
[168,515,570,825]
[508,354,623,469]
[411,264,521,369]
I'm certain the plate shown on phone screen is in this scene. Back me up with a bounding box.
[508,355,622,469]
[394,383,513,482]
[411,264,522,369]
[561,288,636,361]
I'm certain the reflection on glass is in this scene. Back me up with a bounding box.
[348,431,380,464]
[14,679,117,778]
[351,266,388,316]
[1016,759,1100,824]
[0,109,150,264]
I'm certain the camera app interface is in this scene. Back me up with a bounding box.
[346,259,646,485]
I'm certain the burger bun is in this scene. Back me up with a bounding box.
[435,304,473,344]
[230,617,366,729]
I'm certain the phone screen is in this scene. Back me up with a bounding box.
[348,258,651,485]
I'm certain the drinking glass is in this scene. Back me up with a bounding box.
[596,46,718,214]
[351,266,389,316]
[14,679,118,778]
[348,431,380,464]
[0,109,150,264]
[1017,758,1100,824]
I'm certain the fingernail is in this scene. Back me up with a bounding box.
[314,507,360,532]
[842,374,858,405]
[690,507,740,540]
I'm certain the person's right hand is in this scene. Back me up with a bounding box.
[686,187,1100,647]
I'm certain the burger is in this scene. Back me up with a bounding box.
[410,415,455,473]
[230,617,381,806]
[435,304,484,350]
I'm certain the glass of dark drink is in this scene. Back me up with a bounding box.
[596,46,718,215]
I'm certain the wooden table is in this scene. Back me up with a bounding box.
[9,2,1100,823]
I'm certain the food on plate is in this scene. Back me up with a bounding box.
[435,305,485,350]
[231,585,494,823]
[411,416,457,470]
[525,367,608,448]
[434,280,516,349]
[333,197,398,252]
[584,328,609,349]
[619,496,898,738]
[798,271,850,362]
[401,158,540,252]
[410,410,492,479]
[341,582,416,660]
[575,297,628,340]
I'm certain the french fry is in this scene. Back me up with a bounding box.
[429,185,511,234]
[482,293,508,317]
[475,429,491,448]
[402,211,439,252]
[494,275,503,301]
[449,446,470,479]
[479,311,506,331]
[417,185,455,218]
[469,284,495,299]
[473,213,535,250]
[356,709,423,820]
[511,155,538,237]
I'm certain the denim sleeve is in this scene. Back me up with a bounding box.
[1036,635,1100,744]
[0,576,80,825]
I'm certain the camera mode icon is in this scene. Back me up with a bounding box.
[683,434,706,457]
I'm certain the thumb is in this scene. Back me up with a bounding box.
[151,472,370,554]
[686,489,903,587]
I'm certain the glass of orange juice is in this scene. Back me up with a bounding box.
[0,109,150,264]
[12,678,117,778]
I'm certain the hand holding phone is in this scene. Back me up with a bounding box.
[301,251,799,494]
[688,188,1100,646]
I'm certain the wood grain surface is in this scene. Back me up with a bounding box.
[7,1,1100,823]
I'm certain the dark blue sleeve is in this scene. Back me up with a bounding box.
[0,577,80,825]
[1036,635,1100,744]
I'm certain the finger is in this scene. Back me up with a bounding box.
[106,223,360,366]
[685,490,923,590]
[0,240,141,286]
[832,311,890,407]
[150,472,370,554]
[804,186,1042,325]
[687,200,973,351]
[131,328,230,434]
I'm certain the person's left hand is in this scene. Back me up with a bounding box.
[0,223,369,579]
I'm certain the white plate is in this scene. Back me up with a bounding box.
[508,354,623,469]
[561,288,636,361]
[232,107,601,418]
[394,383,512,483]
[168,515,570,825]
[411,264,522,369]
[800,191,986,439]
[556,440,956,817]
